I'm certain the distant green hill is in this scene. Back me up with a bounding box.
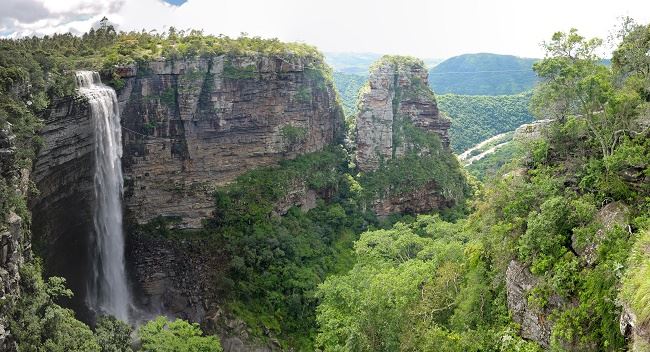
[325,52,442,76]
[332,72,366,117]
[325,52,382,75]
[429,53,539,95]
[438,92,534,152]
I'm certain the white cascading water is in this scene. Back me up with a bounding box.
[76,71,131,321]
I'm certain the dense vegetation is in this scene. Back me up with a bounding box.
[0,23,334,352]
[437,92,534,152]
[330,72,534,153]
[2,15,650,352]
[429,53,538,95]
[199,121,468,348]
[315,23,650,351]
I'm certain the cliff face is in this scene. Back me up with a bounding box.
[29,96,96,318]
[27,54,344,336]
[506,201,631,349]
[354,57,460,216]
[355,57,450,172]
[0,125,31,350]
[117,56,344,228]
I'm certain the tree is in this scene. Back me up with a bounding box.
[532,29,642,158]
[315,216,468,352]
[8,262,101,352]
[612,20,650,81]
[95,315,134,352]
[137,316,223,352]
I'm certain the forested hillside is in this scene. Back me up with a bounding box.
[1,11,649,352]
[316,24,650,351]
[438,92,534,152]
[429,53,538,95]
[332,71,366,117]
[325,52,442,76]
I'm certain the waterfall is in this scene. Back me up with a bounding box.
[76,71,131,321]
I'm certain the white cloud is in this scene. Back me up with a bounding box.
[0,0,124,36]
[2,0,650,58]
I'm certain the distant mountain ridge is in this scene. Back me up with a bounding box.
[428,53,539,95]
[325,52,443,75]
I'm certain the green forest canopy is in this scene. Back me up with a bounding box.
[1,20,650,352]
[317,23,650,351]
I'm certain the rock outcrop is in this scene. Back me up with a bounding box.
[506,260,564,348]
[354,56,463,216]
[355,56,450,172]
[513,119,552,141]
[0,125,32,351]
[129,233,278,351]
[572,201,630,266]
[116,56,344,229]
[620,304,650,352]
[371,180,451,217]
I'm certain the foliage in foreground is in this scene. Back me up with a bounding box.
[7,261,221,351]
[138,317,223,352]
[316,23,650,351]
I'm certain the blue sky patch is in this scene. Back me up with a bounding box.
[162,0,187,5]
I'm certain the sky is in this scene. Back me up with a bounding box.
[1,0,649,59]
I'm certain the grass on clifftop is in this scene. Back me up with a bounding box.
[369,55,426,74]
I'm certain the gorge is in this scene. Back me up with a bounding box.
[0,22,649,352]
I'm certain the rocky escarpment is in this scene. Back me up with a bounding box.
[29,96,96,318]
[506,201,631,348]
[128,233,276,351]
[506,260,561,348]
[355,57,450,172]
[355,56,461,216]
[116,56,344,229]
[0,125,32,350]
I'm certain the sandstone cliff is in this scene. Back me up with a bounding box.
[29,97,96,317]
[27,53,344,350]
[355,56,450,172]
[116,56,344,228]
[354,56,463,216]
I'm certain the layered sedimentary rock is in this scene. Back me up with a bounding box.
[116,56,344,228]
[29,96,96,318]
[371,180,451,217]
[355,57,450,172]
[27,54,343,348]
[354,57,460,216]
